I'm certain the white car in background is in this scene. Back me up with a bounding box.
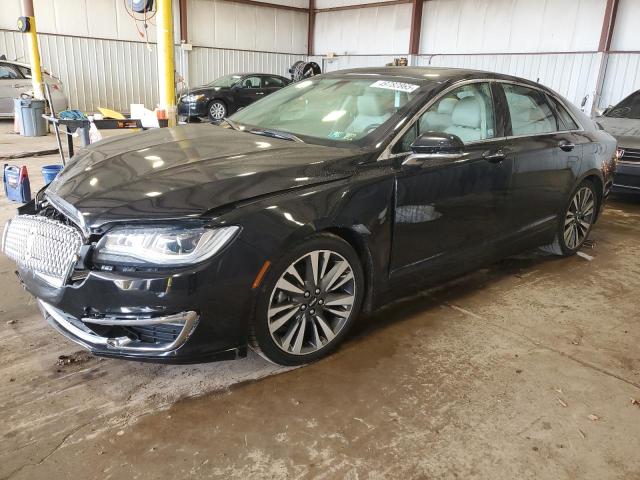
[0,58,68,117]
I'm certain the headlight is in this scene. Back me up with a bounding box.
[182,94,205,102]
[93,226,239,266]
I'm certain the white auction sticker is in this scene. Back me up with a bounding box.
[370,80,419,93]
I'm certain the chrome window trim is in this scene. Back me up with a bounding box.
[379,77,584,161]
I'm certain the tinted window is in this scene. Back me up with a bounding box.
[264,76,285,88]
[0,64,19,80]
[208,74,242,88]
[547,95,579,130]
[606,91,640,120]
[394,82,496,152]
[241,76,262,89]
[503,84,559,136]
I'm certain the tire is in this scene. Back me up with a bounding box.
[207,100,227,122]
[249,233,364,366]
[541,179,598,256]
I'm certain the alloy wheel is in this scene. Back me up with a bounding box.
[267,250,356,355]
[209,102,226,120]
[564,186,595,250]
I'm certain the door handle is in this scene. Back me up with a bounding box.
[256,92,265,95]
[482,149,506,163]
[559,141,575,152]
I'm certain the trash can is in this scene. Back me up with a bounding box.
[14,97,47,137]
[41,164,64,184]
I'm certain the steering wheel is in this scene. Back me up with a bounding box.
[363,123,381,134]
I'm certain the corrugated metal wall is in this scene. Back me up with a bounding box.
[418,53,601,108]
[189,47,305,87]
[599,54,640,108]
[0,29,305,112]
[1,29,160,112]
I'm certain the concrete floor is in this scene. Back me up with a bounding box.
[1,120,639,479]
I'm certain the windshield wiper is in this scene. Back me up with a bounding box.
[223,117,241,131]
[248,128,304,143]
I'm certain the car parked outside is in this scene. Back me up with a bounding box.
[596,89,640,194]
[177,73,291,122]
[2,67,617,366]
[0,59,68,117]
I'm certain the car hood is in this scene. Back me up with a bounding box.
[181,86,228,97]
[596,116,640,149]
[46,124,361,229]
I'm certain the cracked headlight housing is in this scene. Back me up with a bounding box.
[93,226,239,267]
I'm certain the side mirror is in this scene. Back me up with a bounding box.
[403,132,466,166]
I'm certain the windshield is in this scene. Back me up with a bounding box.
[208,74,242,88]
[229,77,423,145]
[606,91,640,120]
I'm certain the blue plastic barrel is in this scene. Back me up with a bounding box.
[42,164,64,184]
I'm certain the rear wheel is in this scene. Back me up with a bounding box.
[541,179,597,256]
[250,234,364,366]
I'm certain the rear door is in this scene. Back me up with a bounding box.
[261,76,287,97]
[0,63,28,116]
[389,81,513,277]
[235,75,265,108]
[500,82,583,234]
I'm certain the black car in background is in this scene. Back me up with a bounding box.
[596,89,640,194]
[2,68,617,366]
[178,73,291,122]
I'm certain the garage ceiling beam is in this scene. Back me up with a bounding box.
[220,0,309,13]
[314,0,411,13]
[598,0,619,52]
[408,0,423,55]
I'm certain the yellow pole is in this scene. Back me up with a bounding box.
[156,0,176,126]
[21,0,43,99]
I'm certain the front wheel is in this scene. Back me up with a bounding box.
[250,234,364,366]
[207,100,227,122]
[541,179,598,256]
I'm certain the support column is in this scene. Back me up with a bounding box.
[308,0,316,56]
[157,0,177,126]
[20,0,43,100]
[592,0,620,113]
[408,0,423,56]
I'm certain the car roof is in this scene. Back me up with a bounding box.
[0,59,29,68]
[323,66,543,89]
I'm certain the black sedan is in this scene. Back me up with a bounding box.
[2,67,617,366]
[596,88,640,194]
[177,73,290,122]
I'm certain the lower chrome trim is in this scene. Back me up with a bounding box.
[38,300,199,353]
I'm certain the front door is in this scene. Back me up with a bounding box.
[390,82,513,276]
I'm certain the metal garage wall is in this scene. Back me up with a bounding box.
[417,53,601,108]
[0,29,160,112]
[314,3,411,56]
[189,47,305,86]
[598,54,640,109]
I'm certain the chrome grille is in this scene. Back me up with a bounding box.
[620,148,640,163]
[2,215,83,287]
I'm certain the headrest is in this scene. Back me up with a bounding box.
[357,93,388,117]
[437,98,458,115]
[451,96,481,129]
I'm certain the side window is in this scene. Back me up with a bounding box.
[0,64,20,80]
[503,84,559,136]
[547,95,579,131]
[264,76,285,88]
[393,82,495,153]
[241,76,262,89]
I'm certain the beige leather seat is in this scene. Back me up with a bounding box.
[444,96,484,143]
[421,97,459,132]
